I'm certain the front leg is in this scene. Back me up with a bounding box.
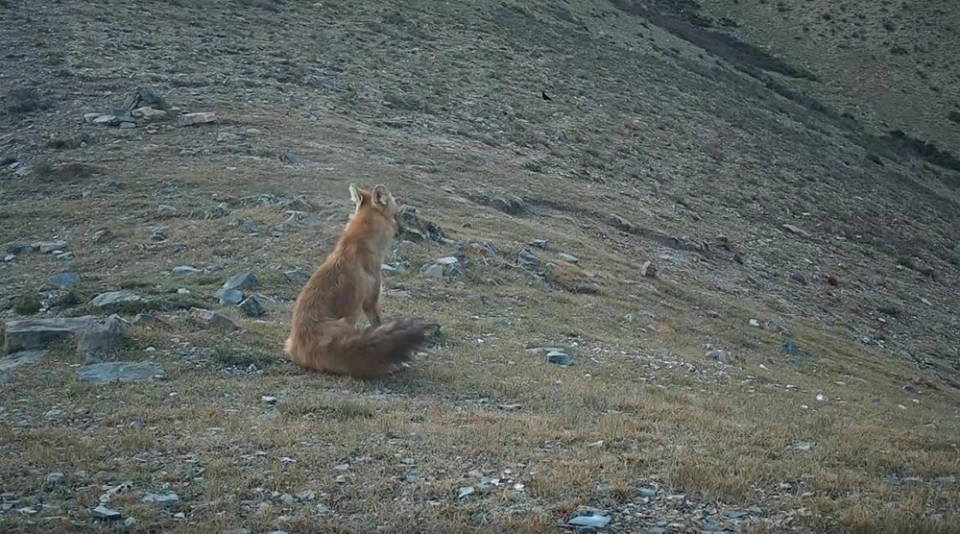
[363,281,383,328]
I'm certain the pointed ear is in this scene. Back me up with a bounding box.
[348,183,364,206]
[372,184,390,208]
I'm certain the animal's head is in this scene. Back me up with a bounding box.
[349,183,402,236]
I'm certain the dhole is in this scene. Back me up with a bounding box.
[284,183,431,379]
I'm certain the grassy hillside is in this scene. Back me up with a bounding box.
[1,0,958,532]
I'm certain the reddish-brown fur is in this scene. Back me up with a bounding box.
[284,183,430,379]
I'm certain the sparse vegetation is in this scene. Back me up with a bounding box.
[1,0,958,533]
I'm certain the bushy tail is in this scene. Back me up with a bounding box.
[292,318,432,379]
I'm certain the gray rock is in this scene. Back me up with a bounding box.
[132,313,163,327]
[37,240,68,254]
[77,361,164,384]
[223,271,258,291]
[218,288,244,305]
[3,317,94,352]
[530,239,548,249]
[0,350,49,371]
[90,291,144,312]
[77,315,128,361]
[261,395,278,404]
[239,296,265,318]
[93,504,122,520]
[480,191,525,215]
[790,272,808,285]
[45,472,65,484]
[457,486,475,499]
[782,224,812,238]
[124,87,168,111]
[518,248,540,272]
[119,121,136,129]
[708,349,727,363]
[546,350,574,367]
[638,487,657,498]
[178,112,217,126]
[133,107,168,122]
[284,270,310,284]
[92,115,119,126]
[641,260,657,278]
[558,253,579,264]
[6,243,37,255]
[568,512,611,529]
[421,264,444,280]
[141,492,179,508]
[436,256,459,266]
[92,229,114,243]
[0,371,15,384]
[190,308,239,330]
[727,511,747,519]
[173,265,201,275]
[48,272,80,289]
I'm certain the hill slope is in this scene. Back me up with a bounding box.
[1,0,958,532]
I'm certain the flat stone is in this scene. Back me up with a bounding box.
[48,272,80,289]
[133,106,168,122]
[37,240,67,254]
[223,271,258,291]
[284,270,310,284]
[558,253,579,263]
[90,291,144,312]
[92,115,119,126]
[0,350,49,371]
[178,112,217,126]
[190,308,239,330]
[45,472,65,484]
[92,504,122,520]
[546,350,574,367]
[77,361,164,384]
[568,512,611,529]
[141,492,179,508]
[436,256,459,266]
[172,265,201,275]
[782,224,812,238]
[3,316,95,352]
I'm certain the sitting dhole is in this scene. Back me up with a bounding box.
[285,183,432,379]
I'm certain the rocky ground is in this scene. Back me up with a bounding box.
[1,0,959,533]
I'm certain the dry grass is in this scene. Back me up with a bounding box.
[2,0,960,532]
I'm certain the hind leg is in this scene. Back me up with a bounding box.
[383,361,413,376]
